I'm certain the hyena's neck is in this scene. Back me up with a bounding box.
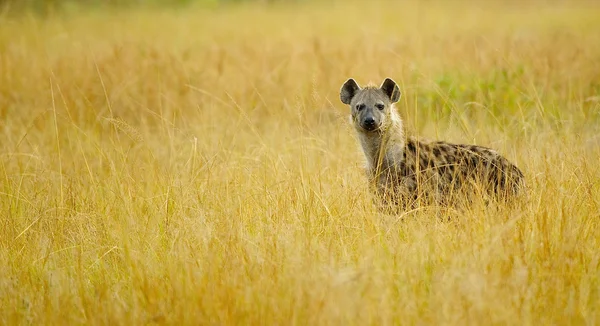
[358,111,406,174]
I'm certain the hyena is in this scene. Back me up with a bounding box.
[340,77,524,211]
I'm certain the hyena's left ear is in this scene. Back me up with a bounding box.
[380,78,401,103]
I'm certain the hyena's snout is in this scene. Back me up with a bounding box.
[360,111,380,131]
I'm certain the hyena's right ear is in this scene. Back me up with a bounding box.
[380,78,401,103]
[340,78,361,105]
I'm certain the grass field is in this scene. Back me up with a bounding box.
[1,0,600,324]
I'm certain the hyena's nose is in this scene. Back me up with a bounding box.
[364,117,375,126]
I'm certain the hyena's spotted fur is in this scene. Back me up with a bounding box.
[340,78,524,211]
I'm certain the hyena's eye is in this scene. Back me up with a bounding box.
[375,103,385,110]
[356,104,365,111]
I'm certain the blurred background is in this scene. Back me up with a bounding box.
[2,0,302,12]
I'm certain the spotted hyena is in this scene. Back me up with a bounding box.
[340,77,524,211]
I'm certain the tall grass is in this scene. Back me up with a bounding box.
[1,0,600,324]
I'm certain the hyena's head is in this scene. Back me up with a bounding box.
[340,78,401,133]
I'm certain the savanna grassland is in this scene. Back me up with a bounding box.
[1,0,600,324]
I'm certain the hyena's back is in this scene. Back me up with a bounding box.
[386,137,524,204]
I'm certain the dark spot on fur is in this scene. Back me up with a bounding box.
[448,163,455,173]
[407,141,416,153]
[469,145,481,152]
[469,155,479,167]
[498,171,506,189]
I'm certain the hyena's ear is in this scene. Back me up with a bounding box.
[340,78,361,105]
[380,78,401,103]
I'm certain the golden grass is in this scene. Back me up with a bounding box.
[1,0,600,324]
